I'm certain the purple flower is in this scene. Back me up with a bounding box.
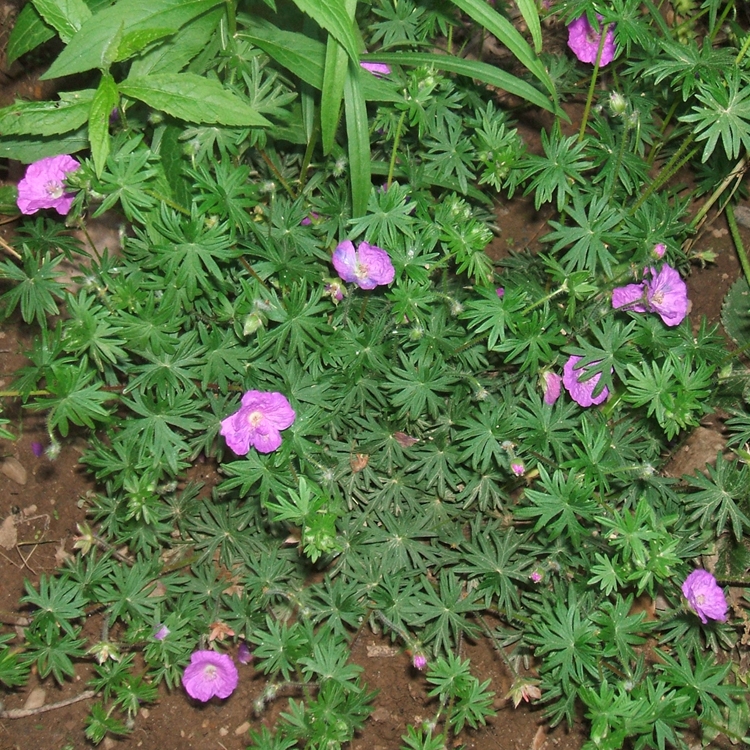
[154,624,170,641]
[17,155,80,215]
[653,243,666,259]
[682,569,728,624]
[332,240,395,290]
[511,462,525,477]
[360,61,391,77]
[563,355,610,407]
[182,650,239,702]
[529,570,543,584]
[238,642,253,664]
[542,371,562,405]
[412,652,427,671]
[220,390,295,455]
[567,15,616,66]
[496,287,505,298]
[31,442,45,458]
[612,265,688,327]
[301,212,320,226]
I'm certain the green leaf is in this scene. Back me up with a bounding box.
[240,19,400,103]
[321,34,348,156]
[31,0,92,43]
[0,131,89,162]
[680,71,750,162]
[0,89,95,137]
[41,0,222,79]
[0,185,18,216]
[343,60,370,218]
[128,7,223,77]
[289,0,359,61]
[89,74,119,177]
[722,276,750,348]
[6,3,56,65]
[34,362,113,437]
[365,52,557,115]
[433,0,553,98]
[119,73,271,127]
[514,0,542,53]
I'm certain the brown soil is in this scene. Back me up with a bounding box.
[0,5,747,748]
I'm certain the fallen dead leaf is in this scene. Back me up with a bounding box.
[0,457,27,485]
[23,687,46,710]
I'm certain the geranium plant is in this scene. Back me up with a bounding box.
[1,0,750,748]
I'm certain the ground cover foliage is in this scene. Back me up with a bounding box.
[1,0,750,747]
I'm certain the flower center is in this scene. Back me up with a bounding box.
[203,665,218,681]
[45,180,65,199]
[247,410,264,427]
[354,262,369,280]
[696,593,705,605]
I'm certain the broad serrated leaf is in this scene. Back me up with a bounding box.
[119,73,271,126]
[89,74,119,177]
[721,276,750,348]
[128,7,223,77]
[0,89,95,137]
[0,131,89,162]
[6,3,56,65]
[32,0,91,43]
[41,0,221,79]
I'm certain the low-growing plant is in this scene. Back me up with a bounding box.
[2,0,750,748]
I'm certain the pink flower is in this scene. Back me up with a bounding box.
[238,642,253,665]
[360,61,391,77]
[496,287,505,298]
[542,371,562,405]
[682,569,728,624]
[182,650,238,701]
[301,212,320,226]
[653,243,666,259]
[332,240,395,290]
[529,570,543,583]
[563,355,609,407]
[412,652,427,670]
[567,15,616,66]
[612,265,688,327]
[153,624,170,641]
[511,462,525,477]
[17,155,80,215]
[220,390,295,455]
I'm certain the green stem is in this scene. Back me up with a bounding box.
[736,33,750,66]
[631,135,696,214]
[522,281,568,314]
[144,190,190,216]
[387,110,407,189]
[577,24,610,143]
[224,0,236,38]
[258,150,297,199]
[298,123,320,191]
[725,203,750,285]
[688,153,748,236]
